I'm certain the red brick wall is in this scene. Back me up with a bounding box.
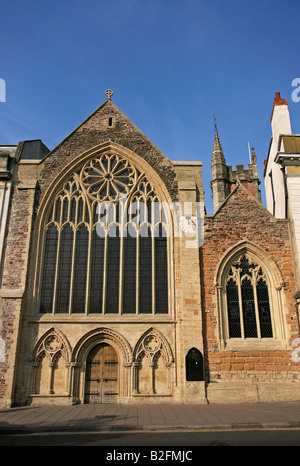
[230,181,257,197]
[201,185,300,382]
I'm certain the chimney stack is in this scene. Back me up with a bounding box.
[270,91,291,136]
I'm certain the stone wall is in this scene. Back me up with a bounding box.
[38,99,178,203]
[0,183,36,406]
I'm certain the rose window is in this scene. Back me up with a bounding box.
[80,153,137,202]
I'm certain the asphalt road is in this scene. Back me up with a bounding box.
[0,428,299,447]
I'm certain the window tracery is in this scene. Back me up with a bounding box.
[39,151,169,315]
[80,153,137,203]
[225,254,273,339]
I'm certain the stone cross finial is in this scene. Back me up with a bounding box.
[105,89,114,100]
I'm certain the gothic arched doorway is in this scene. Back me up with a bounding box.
[84,343,119,403]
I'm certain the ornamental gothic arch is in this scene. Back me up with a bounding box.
[36,146,171,317]
[0,94,299,408]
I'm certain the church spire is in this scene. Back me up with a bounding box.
[212,118,226,165]
[210,117,230,212]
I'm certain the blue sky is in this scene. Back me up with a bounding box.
[1,0,299,213]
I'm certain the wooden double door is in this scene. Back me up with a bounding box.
[85,343,119,403]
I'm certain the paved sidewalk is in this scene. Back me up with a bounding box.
[0,401,300,434]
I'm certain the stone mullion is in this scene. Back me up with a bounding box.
[52,227,62,314]
[85,225,93,315]
[216,285,226,349]
[152,231,155,315]
[237,273,245,339]
[68,226,77,314]
[102,228,108,314]
[119,231,124,314]
[252,271,261,339]
[136,233,140,314]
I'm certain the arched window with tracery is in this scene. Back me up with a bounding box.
[38,151,170,315]
[225,255,273,339]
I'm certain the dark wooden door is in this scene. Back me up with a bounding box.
[85,343,118,403]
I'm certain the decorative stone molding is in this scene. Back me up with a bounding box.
[31,327,72,364]
[133,327,174,364]
[72,327,132,365]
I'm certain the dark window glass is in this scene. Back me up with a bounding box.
[257,278,273,338]
[155,224,168,314]
[70,198,76,223]
[92,202,99,224]
[54,198,61,223]
[90,226,105,313]
[40,170,170,318]
[105,227,120,314]
[77,197,84,223]
[139,225,152,314]
[241,278,257,337]
[56,225,74,313]
[40,225,58,313]
[123,224,137,314]
[72,225,89,313]
[62,198,69,223]
[147,199,152,224]
[226,278,241,338]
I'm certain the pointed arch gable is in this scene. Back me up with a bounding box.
[38,98,177,204]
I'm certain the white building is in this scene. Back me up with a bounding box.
[264,92,300,290]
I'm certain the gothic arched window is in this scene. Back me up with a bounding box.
[226,255,273,339]
[38,152,170,315]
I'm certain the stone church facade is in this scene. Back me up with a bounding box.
[0,92,299,407]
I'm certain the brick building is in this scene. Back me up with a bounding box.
[0,91,299,407]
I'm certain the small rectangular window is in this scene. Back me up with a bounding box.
[108,117,113,127]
